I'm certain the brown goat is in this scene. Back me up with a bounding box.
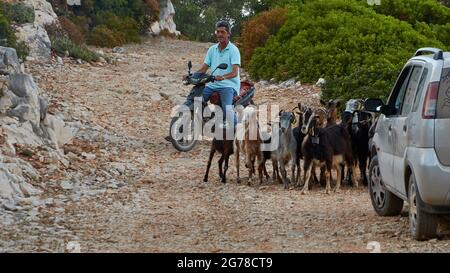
[320,99,342,127]
[234,107,269,185]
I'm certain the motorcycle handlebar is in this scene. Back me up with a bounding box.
[183,75,215,85]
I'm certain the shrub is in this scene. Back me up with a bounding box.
[90,12,141,45]
[359,0,450,46]
[44,21,68,39]
[0,2,35,24]
[59,16,86,45]
[88,25,124,47]
[249,0,447,101]
[50,36,101,62]
[240,7,288,66]
[362,0,450,26]
[145,0,160,21]
[0,12,29,60]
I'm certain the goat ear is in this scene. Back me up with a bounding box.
[320,99,326,106]
[334,99,343,108]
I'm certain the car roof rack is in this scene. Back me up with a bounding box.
[414,47,444,60]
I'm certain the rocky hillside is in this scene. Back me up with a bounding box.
[0,46,73,210]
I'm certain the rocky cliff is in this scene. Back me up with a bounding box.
[0,46,73,205]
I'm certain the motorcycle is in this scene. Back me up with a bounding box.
[168,61,256,152]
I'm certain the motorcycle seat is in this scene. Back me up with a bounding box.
[209,81,255,106]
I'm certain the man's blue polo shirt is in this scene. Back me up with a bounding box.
[204,42,241,94]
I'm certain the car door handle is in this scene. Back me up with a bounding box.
[403,125,407,132]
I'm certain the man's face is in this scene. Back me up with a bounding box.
[215,27,230,43]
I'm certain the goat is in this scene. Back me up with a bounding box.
[204,128,234,184]
[298,107,327,188]
[292,103,309,186]
[234,106,268,185]
[320,99,342,127]
[300,111,357,194]
[273,110,297,189]
[342,99,372,186]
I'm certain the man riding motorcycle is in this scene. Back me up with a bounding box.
[189,20,241,127]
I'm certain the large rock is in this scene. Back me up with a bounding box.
[42,114,74,148]
[15,24,52,59]
[0,47,21,75]
[2,121,44,147]
[0,155,42,199]
[23,0,58,28]
[149,0,180,36]
[7,73,41,125]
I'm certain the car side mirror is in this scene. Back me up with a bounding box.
[365,98,384,113]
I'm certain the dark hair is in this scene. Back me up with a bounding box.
[215,20,231,33]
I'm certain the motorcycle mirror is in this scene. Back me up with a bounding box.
[217,63,228,70]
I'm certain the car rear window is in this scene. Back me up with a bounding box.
[437,68,450,119]
[412,68,428,112]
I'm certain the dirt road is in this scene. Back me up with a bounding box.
[1,37,449,253]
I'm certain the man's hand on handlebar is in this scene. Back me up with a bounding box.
[215,75,225,81]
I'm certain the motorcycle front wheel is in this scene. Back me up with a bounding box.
[169,112,198,152]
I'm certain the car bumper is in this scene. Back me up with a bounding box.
[408,147,450,209]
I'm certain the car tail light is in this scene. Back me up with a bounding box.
[422,82,439,119]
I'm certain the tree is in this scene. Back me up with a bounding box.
[172,0,274,42]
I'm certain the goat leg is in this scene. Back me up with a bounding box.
[334,164,342,193]
[325,167,332,194]
[263,160,270,181]
[279,160,289,189]
[257,155,264,185]
[204,148,215,183]
[218,155,225,181]
[351,163,359,188]
[235,144,241,184]
[301,160,313,195]
[223,155,230,184]
[359,155,368,186]
[271,159,279,184]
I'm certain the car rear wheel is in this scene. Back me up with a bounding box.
[408,174,438,241]
[369,155,403,216]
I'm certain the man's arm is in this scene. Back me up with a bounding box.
[215,64,239,81]
[197,63,210,74]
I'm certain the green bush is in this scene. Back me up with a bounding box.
[91,12,141,45]
[357,0,450,47]
[50,36,101,62]
[362,0,450,26]
[249,0,447,101]
[0,12,29,60]
[88,25,124,47]
[0,3,35,24]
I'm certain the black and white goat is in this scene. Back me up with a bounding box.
[300,110,358,194]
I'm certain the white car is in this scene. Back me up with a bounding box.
[365,47,450,241]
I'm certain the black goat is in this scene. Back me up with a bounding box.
[345,110,372,186]
[204,129,234,184]
[300,112,357,194]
